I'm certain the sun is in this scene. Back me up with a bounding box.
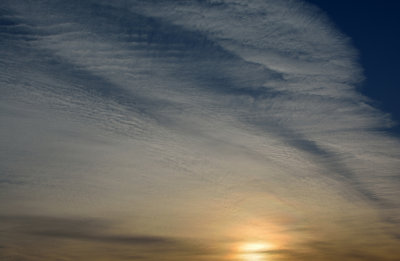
[236,241,273,261]
[239,242,272,253]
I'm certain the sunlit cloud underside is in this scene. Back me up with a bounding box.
[0,0,400,260]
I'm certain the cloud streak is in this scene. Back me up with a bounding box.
[0,215,222,260]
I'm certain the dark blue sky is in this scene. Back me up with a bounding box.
[307,0,400,133]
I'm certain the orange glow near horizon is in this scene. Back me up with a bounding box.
[235,241,273,261]
[239,242,272,253]
[239,253,267,261]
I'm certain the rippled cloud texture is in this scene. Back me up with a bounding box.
[1,0,400,260]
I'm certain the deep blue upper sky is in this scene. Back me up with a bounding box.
[307,0,400,134]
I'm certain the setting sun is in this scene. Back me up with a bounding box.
[239,242,272,253]
[236,242,273,261]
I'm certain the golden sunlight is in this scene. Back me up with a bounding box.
[239,242,272,253]
[236,242,273,261]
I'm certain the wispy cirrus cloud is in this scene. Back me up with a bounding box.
[1,0,400,260]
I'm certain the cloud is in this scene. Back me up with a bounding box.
[0,215,222,260]
[110,0,400,207]
[1,0,400,260]
[0,215,173,246]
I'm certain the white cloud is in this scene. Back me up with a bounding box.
[1,0,400,259]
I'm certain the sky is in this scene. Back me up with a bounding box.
[307,0,400,135]
[0,1,399,261]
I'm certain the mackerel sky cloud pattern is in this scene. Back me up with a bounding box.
[1,1,400,260]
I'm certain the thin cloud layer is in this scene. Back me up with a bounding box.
[0,215,221,261]
[1,0,400,260]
